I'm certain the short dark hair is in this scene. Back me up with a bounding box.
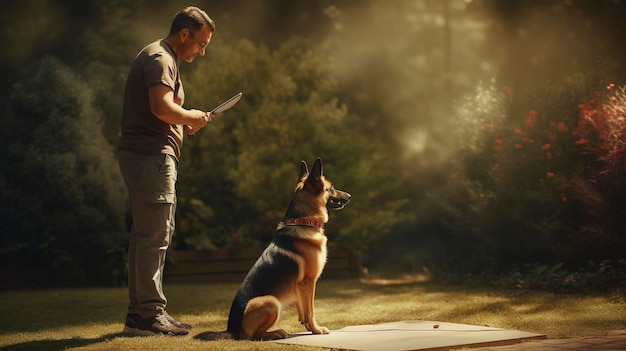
[169,6,215,35]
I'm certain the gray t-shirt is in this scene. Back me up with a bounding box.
[118,39,185,160]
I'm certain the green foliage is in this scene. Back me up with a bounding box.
[79,0,144,144]
[3,0,626,289]
[447,259,626,294]
[175,37,407,253]
[0,57,127,285]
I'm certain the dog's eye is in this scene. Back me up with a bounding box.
[327,184,335,192]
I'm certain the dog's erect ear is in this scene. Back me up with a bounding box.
[299,160,309,180]
[311,157,323,180]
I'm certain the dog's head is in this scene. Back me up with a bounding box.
[296,157,351,211]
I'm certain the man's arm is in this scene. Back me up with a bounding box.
[148,84,210,133]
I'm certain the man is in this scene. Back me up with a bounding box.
[117,7,215,336]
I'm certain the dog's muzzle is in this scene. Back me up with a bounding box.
[328,191,351,210]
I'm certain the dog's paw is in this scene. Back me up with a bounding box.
[311,325,330,334]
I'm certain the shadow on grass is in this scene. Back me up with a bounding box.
[0,333,126,351]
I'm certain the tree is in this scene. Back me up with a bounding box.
[173,37,407,254]
[0,57,127,285]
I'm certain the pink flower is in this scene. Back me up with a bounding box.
[493,138,504,151]
[546,172,555,179]
[575,138,588,145]
[503,86,512,96]
[557,122,568,133]
[525,110,537,130]
[492,163,500,171]
[542,143,551,150]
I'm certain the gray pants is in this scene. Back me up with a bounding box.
[118,151,178,318]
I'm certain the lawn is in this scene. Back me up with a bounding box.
[1,279,624,351]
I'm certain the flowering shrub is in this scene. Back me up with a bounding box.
[420,75,626,293]
[425,80,626,284]
[563,84,626,249]
[489,86,580,192]
[573,84,626,195]
[489,84,626,257]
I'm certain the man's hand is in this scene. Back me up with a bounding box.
[185,111,216,135]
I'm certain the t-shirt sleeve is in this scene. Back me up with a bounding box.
[143,53,176,91]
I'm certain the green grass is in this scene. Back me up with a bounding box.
[1,279,624,351]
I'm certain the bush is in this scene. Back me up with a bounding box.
[565,84,626,253]
[444,259,626,294]
[0,57,127,286]
[420,79,626,284]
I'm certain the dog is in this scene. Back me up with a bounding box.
[195,157,351,341]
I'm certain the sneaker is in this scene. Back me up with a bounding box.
[163,311,192,330]
[123,312,189,336]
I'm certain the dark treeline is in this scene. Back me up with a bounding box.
[1,0,626,289]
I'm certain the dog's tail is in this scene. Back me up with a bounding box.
[193,330,236,341]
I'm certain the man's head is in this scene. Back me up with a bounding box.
[168,7,215,63]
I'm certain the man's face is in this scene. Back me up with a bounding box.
[182,25,212,63]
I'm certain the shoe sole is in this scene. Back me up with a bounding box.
[122,325,188,337]
[123,325,157,336]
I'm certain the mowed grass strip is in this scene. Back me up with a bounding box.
[1,280,624,351]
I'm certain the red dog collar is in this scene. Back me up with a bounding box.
[283,218,325,229]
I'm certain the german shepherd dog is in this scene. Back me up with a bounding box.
[195,157,351,341]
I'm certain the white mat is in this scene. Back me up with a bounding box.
[273,320,546,351]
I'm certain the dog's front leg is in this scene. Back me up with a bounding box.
[296,279,329,334]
